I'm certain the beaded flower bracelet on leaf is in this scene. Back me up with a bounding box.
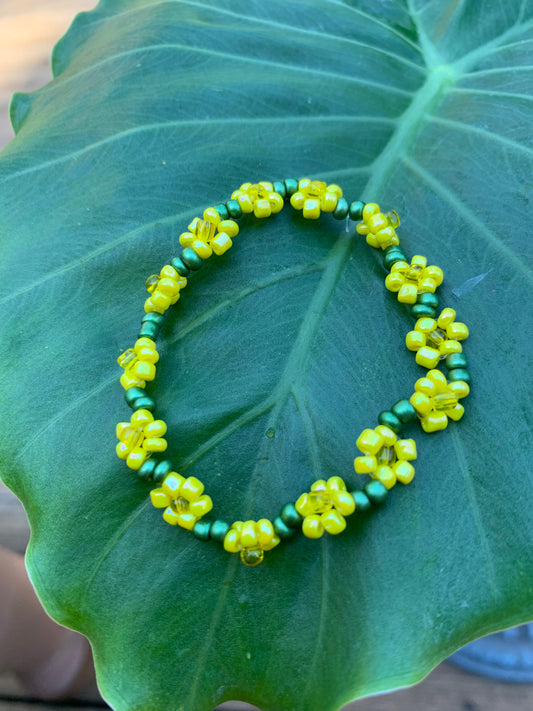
[115,177,471,565]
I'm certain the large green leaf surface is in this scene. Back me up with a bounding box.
[1,1,533,709]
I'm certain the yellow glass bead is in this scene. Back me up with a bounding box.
[177,513,197,531]
[145,274,160,293]
[240,521,260,549]
[143,437,167,452]
[181,476,204,500]
[374,465,396,489]
[409,392,432,415]
[354,455,377,474]
[303,199,321,220]
[375,425,396,446]
[394,460,415,484]
[191,240,213,259]
[376,445,395,465]
[447,403,465,421]
[362,203,380,221]
[117,349,136,368]
[302,515,324,539]
[334,491,356,516]
[175,497,191,515]
[321,510,346,534]
[126,448,148,470]
[162,472,186,498]
[289,192,304,210]
[189,495,213,517]
[449,380,470,399]
[415,346,440,368]
[162,507,180,526]
[257,519,278,548]
[150,489,170,509]
[386,210,400,228]
[144,419,167,438]
[406,331,425,351]
[356,428,383,455]
[223,528,241,553]
[133,361,156,381]
[211,233,232,255]
[385,271,405,292]
[325,475,345,491]
[447,322,469,340]
[420,413,448,432]
[394,438,417,460]
[398,283,418,303]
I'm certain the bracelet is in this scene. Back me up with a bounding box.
[115,179,471,566]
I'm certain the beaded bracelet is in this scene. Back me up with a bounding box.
[115,179,471,566]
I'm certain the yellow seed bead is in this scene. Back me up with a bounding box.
[302,515,323,539]
[375,425,397,446]
[449,380,470,398]
[447,403,465,421]
[270,193,284,213]
[362,203,380,220]
[177,513,197,530]
[437,308,456,326]
[415,347,440,368]
[191,240,212,259]
[374,465,396,489]
[150,489,170,509]
[257,519,277,548]
[326,476,345,491]
[131,409,154,427]
[143,437,167,452]
[406,331,425,351]
[310,479,327,492]
[220,219,239,237]
[240,521,259,549]
[447,322,469,340]
[150,290,172,310]
[290,192,304,210]
[116,441,129,460]
[415,376,438,396]
[303,199,321,219]
[223,528,241,553]
[157,277,180,297]
[144,419,167,438]
[441,340,462,356]
[211,233,232,255]
[385,272,404,292]
[181,476,204,500]
[321,510,346,534]
[411,255,427,269]
[356,428,383,455]
[424,265,444,286]
[254,200,271,218]
[321,192,337,212]
[394,460,415,484]
[421,413,448,432]
[126,449,148,470]
[333,491,356,516]
[410,392,432,415]
[189,495,213,517]
[133,361,156,381]
[163,507,180,526]
[179,231,194,247]
[162,473,185,498]
[394,438,417,461]
[398,283,418,303]
[295,492,311,516]
[354,455,376,475]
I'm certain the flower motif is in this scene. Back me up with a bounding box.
[385,255,444,304]
[116,409,167,470]
[406,308,469,368]
[355,202,401,249]
[354,426,417,489]
[150,472,213,530]
[289,178,342,219]
[409,369,470,432]
[223,519,280,566]
[179,207,239,259]
[295,476,355,539]
[144,264,187,314]
[231,182,284,218]
[117,338,159,390]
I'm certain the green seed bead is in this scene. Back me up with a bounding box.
[411,304,436,318]
[225,199,242,219]
[349,201,365,221]
[383,247,407,270]
[417,292,439,308]
[333,197,349,220]
[141,311,165,326]
[170,257,190,277]
[364,480,388,505]
[391,399,417,424]
[138,459,157,481]
[273,516,297,540]
[447,368,471,384]
[377,410,402,433]
[284,179,299,196]
[153,459,173,483]
[280,503,303,529]
[133,396,156,412]
[446,353,468,370]
[273,181,286,198]
[125,387,146,407]
[193,520,212,541]
[181,247,204,271]
[214,203,229,220]
[138,321,160,340]
[209,520,230,542]
[352,490,371,512]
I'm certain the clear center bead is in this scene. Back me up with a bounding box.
[240,548,264,566]
[307,181,326,198]
[404,265,423,283]
[174,497,190,514]
[122,426,144,451]
[195,219,217,243]
[308,491,332,513]
[426,328,447,350]
[376,446,396,466]
[432,392,458,411]
[145,274,160,293]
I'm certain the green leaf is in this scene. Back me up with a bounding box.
[1,1,533,709]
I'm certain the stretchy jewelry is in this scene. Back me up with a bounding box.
[116,179,471,566]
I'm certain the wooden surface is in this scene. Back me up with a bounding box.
[2,1,533,710]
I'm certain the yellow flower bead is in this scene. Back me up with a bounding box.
[231,182,284,218]
[115,409,168,470]
[118,338,159,389]
[223,519,280,566]
[150,472,213,531]
[290,179,342,219]
[296,476,355,538]
[354,426,417,489]
[385,256,444,304]
[144,266,187,313]
[355,203,401,249]
[406,309,469,368]
[410,369,469,432]
[179,208,239,258]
